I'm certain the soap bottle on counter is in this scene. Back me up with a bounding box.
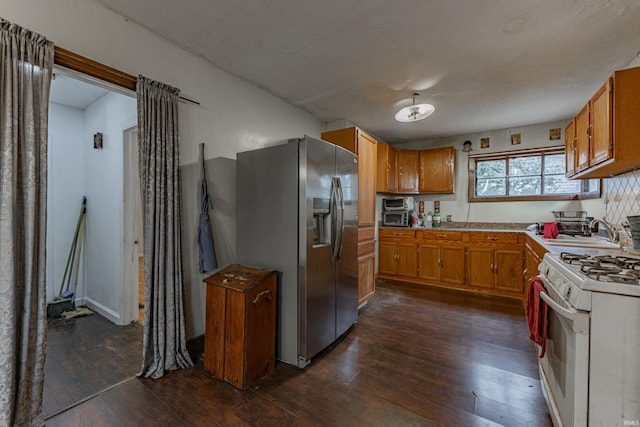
[432,209,441,228]
[424,211,433,229]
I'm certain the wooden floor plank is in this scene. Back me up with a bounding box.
[45,278,552,426]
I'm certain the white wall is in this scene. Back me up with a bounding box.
[391,119,605,224]
[83,92,137,323]
[47,103,85,303]
[3,0,324,338]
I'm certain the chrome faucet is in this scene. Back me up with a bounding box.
[589,218,618,242]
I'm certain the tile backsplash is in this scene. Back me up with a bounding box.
[605,169,640,225]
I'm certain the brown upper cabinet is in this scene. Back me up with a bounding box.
[396,150,420,194]
[564,118,576,176]
[419,147,455,194]
[376,142,397,193]
[566,66,640,179]
[321,127,377,227]
[377,144,456,195]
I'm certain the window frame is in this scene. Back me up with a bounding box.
[468,146,601,202]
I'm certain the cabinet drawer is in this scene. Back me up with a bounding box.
[421,230,462,241]
[358,240,376,255]
[469,232,520,244]
[380,228,416,239]
[358,226,375,242]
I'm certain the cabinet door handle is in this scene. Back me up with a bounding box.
[394,232,403,236]
[490,264,494,272]
[487,237,499,241]
[252,290,273,305]
[437,234,447,238]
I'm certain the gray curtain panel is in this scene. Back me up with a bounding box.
[136,75,193,379]
[0,19,53,427]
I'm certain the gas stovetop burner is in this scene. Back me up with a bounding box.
[560,252,589,264]
[579,258,600,269]
[554,252,640,288]
[583,266,622,280]
[594,255,640,270]
[607,273,639,285]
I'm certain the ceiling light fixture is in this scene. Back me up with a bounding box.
[395,92,435,122]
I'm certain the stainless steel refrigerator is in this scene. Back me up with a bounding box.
[236,135,358,368]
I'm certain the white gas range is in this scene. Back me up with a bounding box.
[537,251,640,427]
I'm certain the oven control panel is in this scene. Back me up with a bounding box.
[539,258,592,311]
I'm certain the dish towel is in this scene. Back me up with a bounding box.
[543,221,559,239]
[526,276,549,358]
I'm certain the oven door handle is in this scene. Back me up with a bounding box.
[540,291,575,320]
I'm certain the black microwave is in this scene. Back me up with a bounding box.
[382,210,410,227]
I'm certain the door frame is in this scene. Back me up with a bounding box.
[122,125,140,325]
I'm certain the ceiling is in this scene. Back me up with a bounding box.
[90,0,640,143]
[50,72,110,109]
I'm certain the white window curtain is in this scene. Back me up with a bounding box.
[0,18,54,426]
[136,75,193,379]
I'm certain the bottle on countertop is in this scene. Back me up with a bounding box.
[424,211,433,229]
[433,209,441,228]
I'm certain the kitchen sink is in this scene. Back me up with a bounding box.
[541,235,621,249]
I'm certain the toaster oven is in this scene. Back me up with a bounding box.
[382,197,415,212]
[382,210,410,227]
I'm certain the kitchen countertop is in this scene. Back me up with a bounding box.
[379,221,529,233]
[525,230,640,258]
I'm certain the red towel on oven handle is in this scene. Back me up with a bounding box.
[526,276,549,358]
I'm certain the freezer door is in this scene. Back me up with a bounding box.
[335,146,358,338]
[299,136,337,362]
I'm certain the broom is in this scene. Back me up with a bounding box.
[47,197,86,317]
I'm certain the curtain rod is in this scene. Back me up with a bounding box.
[54,46,201,106]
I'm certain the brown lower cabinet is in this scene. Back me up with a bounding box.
[379,228,525,300]
[378,228,417,278]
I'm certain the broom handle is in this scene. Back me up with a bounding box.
[70,210,86,299]
[57,197,87,297]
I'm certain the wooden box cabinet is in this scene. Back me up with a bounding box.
[568,66,640,179]
[203,265,277,389]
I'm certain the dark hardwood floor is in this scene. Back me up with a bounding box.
[43,311,143,419]
[45,279,552,426]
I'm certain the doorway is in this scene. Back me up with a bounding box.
[43,68,142,419]
[47,68,138,324]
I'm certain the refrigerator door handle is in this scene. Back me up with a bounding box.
[336,177,345,260]
[330,177,340,261]
[331,177,342,261]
